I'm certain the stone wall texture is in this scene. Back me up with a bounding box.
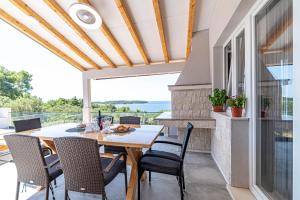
[178,128,211,152]
[211,115,232,184]
[170,86,212,152]
[171,88,211,119]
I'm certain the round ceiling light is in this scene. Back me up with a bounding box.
[69,3,102,30]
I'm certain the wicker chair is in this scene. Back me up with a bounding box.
[13,118,42,132]
[4,134,63,200]
[104,116,141,154]
[138,122,194,200]
[119,116,140,125]
[54,137,127,200]
[13,118,53,156]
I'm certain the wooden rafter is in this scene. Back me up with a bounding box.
[114,0,150,65]
[43,0,116,68]
[186,0,196,58]
[0,8,86,71]
[261,15,292,51]
[262,42,293,54]
[152,0,169,63]
[10,0,101,70]
[78,0,132,66]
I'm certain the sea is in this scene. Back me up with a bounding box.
[115,101,171,112]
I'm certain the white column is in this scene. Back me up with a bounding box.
[82,75,92,123]
[294,0,300,199]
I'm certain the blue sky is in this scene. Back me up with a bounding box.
[267,65,293,98]
[0,20,179,102]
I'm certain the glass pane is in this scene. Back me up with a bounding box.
[255,0,293,200]
[224,42,232,95]
[236,30,245,95]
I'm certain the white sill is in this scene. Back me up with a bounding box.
[211,111,249,121]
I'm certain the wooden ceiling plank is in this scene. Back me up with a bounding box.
[100,23,133,66]
[43,0,116,68]
[9,0,101,70]
[261,15,292,50]
[0,8,87,71]
[114,0,150,65]
[152,0,169,63]
[78,0,132,66]
[186,0,196,58]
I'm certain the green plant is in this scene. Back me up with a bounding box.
[208,88,227,106]
[227,95,246,108]
[261,96,270,111]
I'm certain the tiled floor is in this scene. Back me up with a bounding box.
[0,137,232,200]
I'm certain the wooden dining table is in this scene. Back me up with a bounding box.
[17,123,164,200]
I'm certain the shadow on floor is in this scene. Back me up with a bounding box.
[1,137,232,200]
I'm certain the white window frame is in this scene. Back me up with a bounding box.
[223,39,232,94]
[221,0,295,199]
[222,22,247,97]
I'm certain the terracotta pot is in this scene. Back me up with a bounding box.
[213,105,224,112]
[231,107,243,117]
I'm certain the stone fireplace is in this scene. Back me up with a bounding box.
[156,84,214,152]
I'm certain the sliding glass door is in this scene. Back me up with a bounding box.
[255,0,293,199]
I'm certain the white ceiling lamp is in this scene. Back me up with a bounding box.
[69,3,102,30]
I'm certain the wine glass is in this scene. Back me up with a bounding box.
[103,116,112,130]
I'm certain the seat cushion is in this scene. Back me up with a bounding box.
[101,157,125,185]
[104,145,127,154]
[45,154,63,181]
[139,150,181,176]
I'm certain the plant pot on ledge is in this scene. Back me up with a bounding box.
[208,88,227,113]
[226,95,247,118]
[213,105,224,112]
[231,107,243,117]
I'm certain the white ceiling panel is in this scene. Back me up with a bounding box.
[0,0,198,71]
[0,0,95,69]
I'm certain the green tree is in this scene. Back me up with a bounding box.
[0,95,12,107]
[0,66,32,99]
[8,95,43,112]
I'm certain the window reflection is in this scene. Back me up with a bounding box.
[255,0,293,199]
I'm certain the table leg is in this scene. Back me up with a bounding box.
[125,147,143,200]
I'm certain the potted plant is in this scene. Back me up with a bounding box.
[226,95,247,117]
[261,96,270,118]
[208,88,227,112]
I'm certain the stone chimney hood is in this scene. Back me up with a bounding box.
[156,30,214,152]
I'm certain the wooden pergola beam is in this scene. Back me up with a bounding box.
[78,0,132,67]
[10,0,101,70]
[186,0,196,58]
[261,15,292,50]
[114,0,150,65]
[152,0,169,63]
[0,8,86,71]
[43,0,116,68]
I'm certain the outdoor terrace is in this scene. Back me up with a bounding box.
[0,135,231,200]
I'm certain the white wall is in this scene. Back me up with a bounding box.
[175,30,210,85]
[293,0,299,199]
[209,0,257,88]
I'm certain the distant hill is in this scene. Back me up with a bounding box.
[94,100,148,104]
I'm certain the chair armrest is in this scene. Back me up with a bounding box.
[44,159,60,169]
[140,153,183,163]
[153,140,182,147]
[104,152,126,173]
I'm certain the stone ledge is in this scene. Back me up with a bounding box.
[168,84,212,91]
[155,119,215,129]
[211,111,249,121]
